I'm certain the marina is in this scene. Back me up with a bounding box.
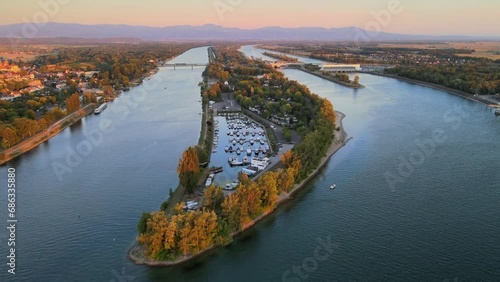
[206,112,274,190]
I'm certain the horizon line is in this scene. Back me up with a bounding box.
[1,21,499,38]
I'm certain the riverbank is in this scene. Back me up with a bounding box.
[0,103,97,165]
[366,71,499,108]
[295,67,365,89]
[128,111,348,267]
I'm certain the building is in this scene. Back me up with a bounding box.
[321,64,361,73]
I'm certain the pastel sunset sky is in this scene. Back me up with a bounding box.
[1,0,498,36]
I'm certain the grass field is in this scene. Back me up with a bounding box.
[378,42,500,60]
[0,52,38,61]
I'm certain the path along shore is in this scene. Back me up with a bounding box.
[128,111,349,267]
[0,104,97,165]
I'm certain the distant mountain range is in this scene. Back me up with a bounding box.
[0,22,498,41]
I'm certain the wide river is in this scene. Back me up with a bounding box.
[1,45,499,281]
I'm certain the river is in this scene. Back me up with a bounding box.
[1,45,500,281]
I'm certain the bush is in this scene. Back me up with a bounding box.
[137,212,151,234]
[160,201,169,211]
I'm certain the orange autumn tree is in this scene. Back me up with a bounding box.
[65,93,80,113]
[280,150,294,167]
[177,147,200,193]
[280,150,302,179]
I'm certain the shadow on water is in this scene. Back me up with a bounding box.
[68,119,84,134]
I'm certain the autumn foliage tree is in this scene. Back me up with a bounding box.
[65,93,80,113]
[177,147,200,193]
[138,209,219,260]
[203,185,224,211]
[320,99,336,127]
[2,127,19,149]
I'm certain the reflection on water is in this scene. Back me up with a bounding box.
[1,45,500,282]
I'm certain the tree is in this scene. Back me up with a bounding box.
[283,128,292,142]
[257,172,279,209]
[137,211,168,258]
[163,215,180,252]
[177,147,200,193]
[2,127,19,149]
[281,150,294,167]
[39,118,48,130]
[13,118,30,139]
[65,93,80,113]
[103,85,114,97]
[203,185,224,211]
[221,193,241,231]
[320,99,336,127]
[137,212,151,234]
[353,75,360,86]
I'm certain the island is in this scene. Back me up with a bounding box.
[129,45,348,266]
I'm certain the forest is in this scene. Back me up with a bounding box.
[385,63,500,94]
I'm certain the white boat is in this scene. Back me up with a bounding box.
[242,168,257,176]
[230,159,244,166]
[94,103,107,114]
[225,146,229,152]
[246,148,252,156]
[224,182,239,190]
[330,184,336,189]
[495,109,500,116]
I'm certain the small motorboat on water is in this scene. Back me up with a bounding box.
[230,159,244,166]
[495,109,500,116]
[330,184,337,189]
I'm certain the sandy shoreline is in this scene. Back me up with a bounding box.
[128,111,349,267]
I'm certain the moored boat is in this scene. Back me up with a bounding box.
[94,103,107,114]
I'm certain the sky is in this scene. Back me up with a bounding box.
[1,0,499,36]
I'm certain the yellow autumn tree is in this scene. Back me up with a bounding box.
[320,99,336,126]
[277,168,296,193]
[137,211,168,258]
[203,185,224,211]
[221,193,241,231]
[257,172,279,210]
